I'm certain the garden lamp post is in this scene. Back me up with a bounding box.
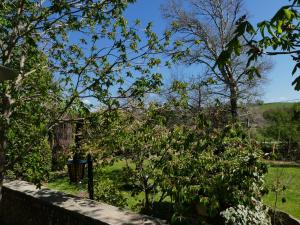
[0,64,17,201]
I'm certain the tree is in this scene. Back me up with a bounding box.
[260,105,300,160]
[218,0,300,89]
[0,0,170,200]
[163,0,271,120]
[187,76,215,112]
[5,50,61,184]
[84,106,173,212]
[162,68,216,113]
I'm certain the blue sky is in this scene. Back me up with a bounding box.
[125,0,299,103]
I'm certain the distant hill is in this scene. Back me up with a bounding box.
[246,102,298,131]
[253,102,296,112]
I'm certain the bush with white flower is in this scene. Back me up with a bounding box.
[221,198,271,225]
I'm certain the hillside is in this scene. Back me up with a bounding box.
[243,102,299,141]
[252,102,296,113]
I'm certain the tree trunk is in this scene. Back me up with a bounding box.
[221,66,239,122]
[197,85,202,112]
[142,177,151,212]
[229,84,238,121]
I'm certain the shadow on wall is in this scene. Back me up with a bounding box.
[0,180,166,225]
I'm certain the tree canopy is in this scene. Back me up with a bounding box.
[163,0,272,120]
[217,0,300,89]
[0,0,170,199]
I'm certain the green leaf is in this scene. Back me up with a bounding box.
[235,21,247,36]
[194,39,201,45]
[292,63,300,75]
[277,20,283,34]
[216,50,231,68]
[245,21,255,34]
[292,76,300,90]
[258,21,268,38]
[271,7,285,24]
[283,8,293,20]
[234,20,255,38]
[246,67,261,79]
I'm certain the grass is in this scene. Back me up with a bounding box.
[46,174,88,197]
[255,102,296,111]
[263,166,300,219]
[45,161,300,220]
[45,161,145,211]
[95,160,145,210]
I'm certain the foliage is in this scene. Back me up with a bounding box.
[0,0,170,111]
[165,124,268,223]
[88,106,174,212]
[6,123,52,186]
[94,176,127,208]
[259,104,300,160]
[0,0,170,191]
[4,51,60,186]
[163,0,271,120]
[217,0,300,89]
[84,104,269,223]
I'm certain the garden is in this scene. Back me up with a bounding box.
[1,0,300,224]
[46,161,300,221]
[38,105,299,225]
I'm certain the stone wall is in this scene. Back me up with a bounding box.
[2,180,299,225]
[0,180,165,225]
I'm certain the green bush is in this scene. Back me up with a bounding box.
[94,178,127,208]
[85,107,269,224]
[6,122,52,187]
[164,124,269,223]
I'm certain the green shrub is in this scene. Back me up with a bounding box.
[94,178,127,208]
[164,124,269,223]
[6,123,52,187]
[85,107,269,224]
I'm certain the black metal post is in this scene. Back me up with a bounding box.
[87,153,94,200]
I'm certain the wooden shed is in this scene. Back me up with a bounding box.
[49,117,74,170]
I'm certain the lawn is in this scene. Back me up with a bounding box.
[263,166,300,219]
[46,161,145,211]
[45,162,300,220]
[46,174,88,197]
